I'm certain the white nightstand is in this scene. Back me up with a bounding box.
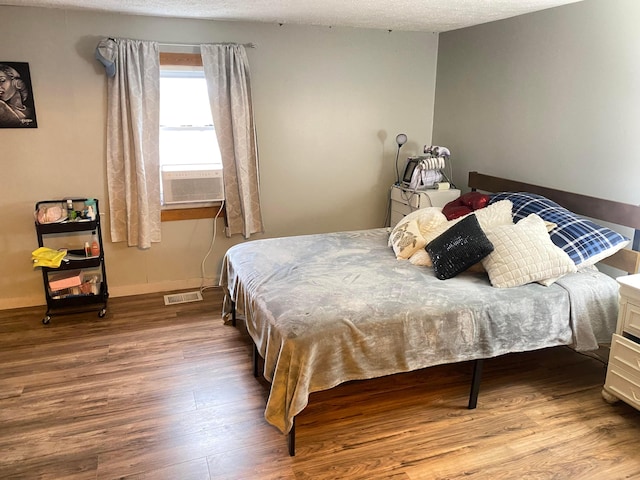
[602,274,640,409]
[389,184,460,226]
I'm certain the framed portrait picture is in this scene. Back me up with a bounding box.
[0,61,38,128]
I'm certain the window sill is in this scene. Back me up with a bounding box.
[161,204,225,222]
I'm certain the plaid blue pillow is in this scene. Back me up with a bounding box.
[489,192,629,268]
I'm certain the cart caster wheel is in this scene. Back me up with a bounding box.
[98,308,106,318]
[42,316,51,325]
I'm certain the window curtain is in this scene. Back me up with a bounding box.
[200,44,264,238]
[102,38,161,248]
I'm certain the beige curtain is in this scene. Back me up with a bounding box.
[200,44,264,238]
[102,38,161,248]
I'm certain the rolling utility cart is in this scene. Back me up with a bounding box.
[34,198,109,324]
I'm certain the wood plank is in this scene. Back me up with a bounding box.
[159,52,202,66]
[161,205,225,222]
[602,247,640,275]
[1,289,639,479]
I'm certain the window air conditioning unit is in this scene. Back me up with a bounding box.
[161,167,224,204]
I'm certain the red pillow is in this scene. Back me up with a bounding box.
[442,192,491,220]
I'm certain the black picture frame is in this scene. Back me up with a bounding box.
[0,61,38,128]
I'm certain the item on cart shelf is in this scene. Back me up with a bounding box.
[81,273,101,295]
[48,269,84,291]
[34,203,66,224]
[31,247,67,268]
[66,199,77,220]
[90,232,100,256]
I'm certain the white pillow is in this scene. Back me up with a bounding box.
[388,207,446,246]
[481,213,577,288]
[408,199,514,267]
[389,219,427,259]
[474,199,513,230]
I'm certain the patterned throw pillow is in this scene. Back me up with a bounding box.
[490,192,629,268]
[388,207,447,246]
[426,214,494,280]
[389,219,427,259]
[408,199,513,267]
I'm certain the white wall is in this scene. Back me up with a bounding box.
[0,6,438,309]
[433,0,640,208]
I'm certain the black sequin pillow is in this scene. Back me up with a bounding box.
[426,214,494,280]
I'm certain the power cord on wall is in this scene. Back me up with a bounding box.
[384,185,394,228]
[199,200,225,295]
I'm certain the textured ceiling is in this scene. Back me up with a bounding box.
[2,0,584,32]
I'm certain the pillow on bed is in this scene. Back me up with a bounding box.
[388,207,443,243]
[410,248,489,272]
[490,192,629,269]
[474,199,513,229]
[389,207,447,258]
[442,191,491,220]
[389,219,428,259]
[409,199,513,267]
[426,214,494,280]
[481,213,577,288]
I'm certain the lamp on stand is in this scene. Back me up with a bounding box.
[394,133,407,185]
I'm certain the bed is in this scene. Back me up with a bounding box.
[219,172,640,456]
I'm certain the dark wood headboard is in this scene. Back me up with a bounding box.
[468,171,640,274]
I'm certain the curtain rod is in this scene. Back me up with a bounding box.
[158,42,256,49]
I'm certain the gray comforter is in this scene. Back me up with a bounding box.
[220,228,619,434]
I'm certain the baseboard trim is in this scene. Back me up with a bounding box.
[0,295,44,310]
[0,278,219,311]
[109,278,217,298]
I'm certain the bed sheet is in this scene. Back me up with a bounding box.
[220,228,619,434]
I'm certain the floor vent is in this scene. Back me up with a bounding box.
[163,291,203,306]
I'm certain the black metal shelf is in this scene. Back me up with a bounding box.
[35,198,109,325]
[46,283,108,308]
[42,256,102,272]
[36,219,98,235]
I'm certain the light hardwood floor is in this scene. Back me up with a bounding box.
[1,288,640,479]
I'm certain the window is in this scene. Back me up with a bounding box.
[159,54,224,219]
[159,70,221,169]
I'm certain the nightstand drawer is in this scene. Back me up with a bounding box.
[390,186,461,209]
[609,334,640,375]
[604,363,640,410]
[390,187,422,208]
[390,201,412,226]
[391,201,413,217]
[604,276,640,411]
[622,302,640,338]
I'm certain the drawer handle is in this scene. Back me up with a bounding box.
[633,390,640,403]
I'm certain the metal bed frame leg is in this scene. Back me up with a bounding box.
[288,417,296,456]
[283,359,480,457]
[253,343,260,378]
[468,359,483,409]
[230,299,236,327]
